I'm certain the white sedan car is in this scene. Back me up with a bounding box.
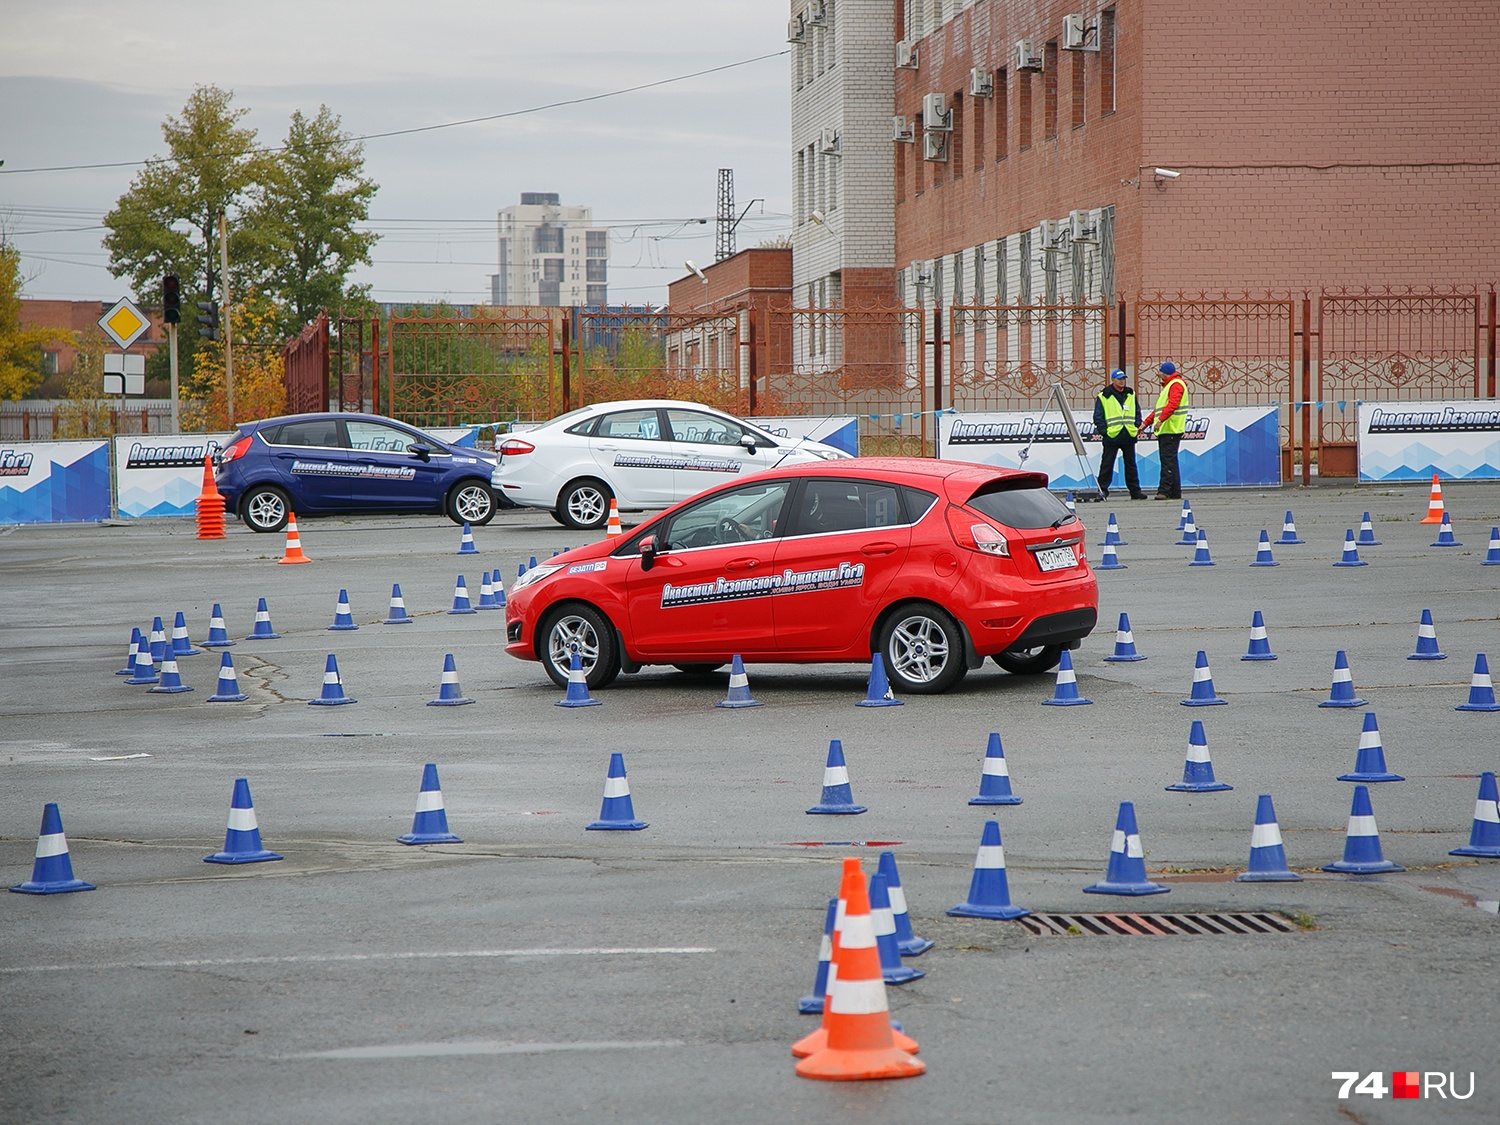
[491,399,852,529]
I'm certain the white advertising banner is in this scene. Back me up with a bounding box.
[1357,399,1500,482]
[114,434,234,518]
[0,440,111,523]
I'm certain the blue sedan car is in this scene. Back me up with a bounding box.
[214,412,504,532]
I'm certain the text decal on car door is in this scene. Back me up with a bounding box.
[613,453,743,473]
[290,460,416,480]
[661,562,866,608]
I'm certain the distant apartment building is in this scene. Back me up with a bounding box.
[490,193,609,308]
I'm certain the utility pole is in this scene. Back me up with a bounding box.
[219,213,234,427]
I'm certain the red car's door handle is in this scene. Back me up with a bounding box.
[861,542,899,556]
[725,558,760,571]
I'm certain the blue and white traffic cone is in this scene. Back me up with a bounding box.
[798,898,838,1013]
[1338,711,1404,782]
[447,575,476,615]
[1176,499,1192,531]
[169,611,201,657]
[1099,513,1124,546]
[946,819,1030,919]
[308,654,356,706]
[204,777,283,864]
[1083,801,1170,896]
[1064,491,1076,514]
[1249,530,1278,567]
[1322,785,1403,874]
[1277,511,1304,545]
[456,521,478,554]
[870,872,924,984]
[1235,794,1303,882]
[1166,719,1233,792]
[716,654,762,708]
[206,651,249,702]
[1189,528,1215,566]
[1430,512,1461,547]
[1482,527,1500,565]
[1356,512,1381,546]
[1318,650,1367,708]
[970,732,1023,805]
[1182,650,1227,706]
[9,803,96,894]
[475,571,498,610]
[124,634,159,685]
[555,650,602,707]
[586,752,647,830]
[1456,653,1500,711]
[1449,772,1500,858]
[149,651,193,694]
[245,597,280,639]
[807,739,867,814]
[1096,541,1126,570]
[328,589,359,631]
[1176,511,1199,546]
[1332,530,1366,567]
[1407,609,1445,660]
[117,627,143,674]
[493,571,507,609]
[1241,610,1277,661]
[383,583,413,624]
[877,851,933,955]
[856,652,902,707]
[202,604,235,647]
[397,762,463,844]
[148,616,167,662]
[1042,649,1092,705]
[1102,613,1145,662]
[427,653,474,706]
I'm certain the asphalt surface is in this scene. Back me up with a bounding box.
[3,482,1499,1124]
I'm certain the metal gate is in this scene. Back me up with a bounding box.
[947,302,1111,411]
[383,313,558,429]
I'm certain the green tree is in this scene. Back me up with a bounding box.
[0,240,73,400]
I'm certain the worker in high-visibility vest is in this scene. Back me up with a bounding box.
[1142,361,1190,499]
[1092,368,1147,500]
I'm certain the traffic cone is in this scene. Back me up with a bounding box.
[716,654,762,708]
[1337,711,1404,782]
[206,651,249,702]
[1482,527,1500,564]
[517,561,528,580]
[427,653,474,706]
[1065,491,1076,514]
[1322,785,1403,874]
[798,898,838,1013]
[605,498,624,539]
[1166,719,1232,792]
[1318,650,1367,708]
[555,650,602,707]
[492,571,507,609]
[456,521,478,554]
[476,571,498,610]
[1407,608,1445,660]
[969,732,1023,805]
[194,454,226,540]
[1241,610,1277,661]
[447,575,476,615]
[1083,801,1170,895]
[529,556,538,571]
[1096,541,1126,570]
[1102,613,1145,662]
[869,872,924,984]
[1430,512,1461,547]
[877,851,933,955]
[149,652,193,694]
[947,819,1031,919]
[1249,530,1278,567]
[856,653,902,707]
[1455,653,1500,711]
[1098,513,1124,546]
[1420,473,1444,523]
[1234,794,1303,882]
[1332,530,1366,567]
[1356,512,1381,546]
[1188,528,1215,566]
[1449,772,1500,858]
[1182,650,1227,706]
[794,858,925,1081]
[124,634,158,684]
[308,653,355,706]
[117,627,143,674]
[1042,649,1092,705]
[148,616,167,662]
[1176,499,1192,531]
[277,513,311,563]
[169,611,201,657]
[383,583,413,624]
[1277,510,1304,545]
[202,604,235,648]
[245,597,280,640]
[204,777,283,864]
[586,752,647,830]
[807,739,867,814]
[328,589,359,631]
[9,803,95,894]
[397,762,463,844]
[1176,510,1199,546]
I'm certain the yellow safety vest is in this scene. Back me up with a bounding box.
[1098,391,1138,439]
[1154,378,1190,436]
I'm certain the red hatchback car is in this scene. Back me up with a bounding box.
[504,458,1098,695]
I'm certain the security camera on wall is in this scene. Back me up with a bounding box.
[1154,168,1182,179]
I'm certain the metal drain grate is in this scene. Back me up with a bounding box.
[1015,912,1299,937]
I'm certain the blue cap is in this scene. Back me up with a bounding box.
[1159,361,1177,376]
[1110,368,1126,380]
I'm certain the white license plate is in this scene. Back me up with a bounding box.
[1035,545,1078,572]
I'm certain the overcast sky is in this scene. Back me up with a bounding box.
[0,1,792,309]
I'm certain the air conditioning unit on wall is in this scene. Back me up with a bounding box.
[969,67,994,97]
[819,127,841,155]
[1015,40,1043,70]
[922,92,951,131]
[805,1,827,26]
[787,16,805,43]
[892,115,914,142]
[1063,14,1099,51]
[1069,210,1099,243]
[896,40,918,69]
[923,131,948,162]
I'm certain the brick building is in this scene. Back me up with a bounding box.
[664,247,793,387]
[19,299,164,389]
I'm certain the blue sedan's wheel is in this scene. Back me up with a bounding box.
[447,481,497,526]
[242,486,290,533]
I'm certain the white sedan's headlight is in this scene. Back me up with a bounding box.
[512,563,564,591]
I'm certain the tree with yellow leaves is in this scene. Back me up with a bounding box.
[1,240,74,401]
[182,290,287,432]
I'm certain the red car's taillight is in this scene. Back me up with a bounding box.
[498,438,535,456]
[946,506,1010,556]
[218,435,253,466]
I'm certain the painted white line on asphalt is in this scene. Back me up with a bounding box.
[293,1040,688,1060]
[0,946,716,975]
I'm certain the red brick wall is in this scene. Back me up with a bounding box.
[667,247,793,314]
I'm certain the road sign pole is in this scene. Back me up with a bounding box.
[168,322,180,433]
[220,213,234,427]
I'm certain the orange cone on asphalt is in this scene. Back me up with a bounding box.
[278,513,311,564]
[1421,473,1445,523]
[194,455,226,540]
[605,498,623,539]
[793,858,925,1082]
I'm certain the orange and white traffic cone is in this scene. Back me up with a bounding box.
[278,513,311,564]
[1420,473,1445,524]
[605,498,623,539]
[195,454,226,540]
[793,858,924,1081]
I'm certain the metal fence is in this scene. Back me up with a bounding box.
[0,400,178,441]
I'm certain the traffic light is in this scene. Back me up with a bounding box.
[162,274,181,324]
[196,300,220,342]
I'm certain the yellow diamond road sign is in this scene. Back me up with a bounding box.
[98,297,151,351]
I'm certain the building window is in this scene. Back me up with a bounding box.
[586,230,607,257]
[913,119,924,194]
[973,244,986,305]
[1018,232,1032,304]
[543,259,564,282]
[995,70,1008,160]
[1071,47,1086,129]
[951,92,964,178]
[972,86,985,169]
[896,134,906,201]
[586,260,607,282]
[540,280,561,305]
[587,285,608,306]
[1099,9,1116,117]
[534,226,563,254]
[1043,42,1059,140]
[996,238,1008,305]
[1018,73,1032,150]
